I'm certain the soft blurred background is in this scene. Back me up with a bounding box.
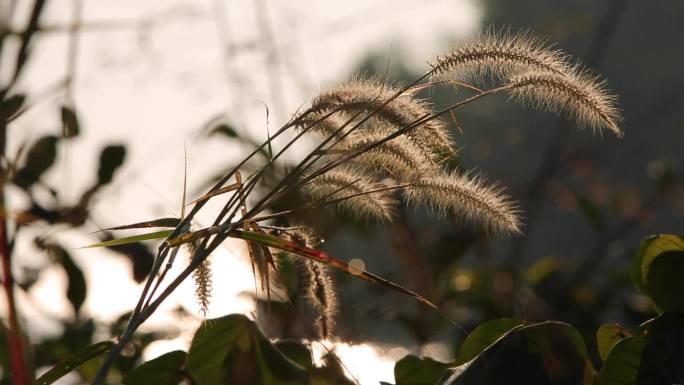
[1,0,683,384]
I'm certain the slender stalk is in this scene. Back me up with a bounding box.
[1,117,30,385]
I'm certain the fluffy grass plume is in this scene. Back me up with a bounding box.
[430,29,570,84]
[308,80,455,161]
[404,171,521,235]
[507,70,622,136]
[341,130,438,181]
[304,166,397,222]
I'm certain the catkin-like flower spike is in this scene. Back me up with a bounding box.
[430,29,571,84]
[304,166,397,222]
[192,258,212,315]
[405,171,521,235]
[340,131,438,181]
[296,111,351,139]
[507,70,622,136]
[300,260,337,339]
[186,238,212,315]
[309,80,455,162]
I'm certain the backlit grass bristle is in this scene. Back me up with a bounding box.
[341,130,438,181]
[430,29,570,84]
[193,258,212,315]
[304,167,397,222]
[507,70,622,136]
[308,80,455,161]
[405,171,521,235]
[300,260,337,339]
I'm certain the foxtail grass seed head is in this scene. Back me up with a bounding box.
[507,70,622,136]
[340,131,438,181]
[193,258,213,315]
[405,171,521,235]
[430,29,571,85]
[308,80,456,162]
[304,167,398,222]
[300,260,337,339]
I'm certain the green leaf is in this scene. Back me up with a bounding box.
[12,135,59,189]
[97,145,126,186]
[596,324,629,361]
[61,106,80,138]
[439,321,594,385]
[453,318,523,365]
[102,217,180,231]
[82,230,173,248]
[631,234,684,312]
[395,355,448,385]
[210,123,238,138]
[34,341,114,385]
[599,312,684,385]
[187,314,308,385]
[274,341,313,369]
[597,337,647,385]
[1,94,25,122]
[123,350,187,385]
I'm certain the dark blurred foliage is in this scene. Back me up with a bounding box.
[3,0,684,384]
[251,0,684,369]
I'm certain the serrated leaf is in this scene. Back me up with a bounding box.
[453,318,523,365]
[596,324,629,361]
[82,230,173,248]
[395,355,448,385]
[35,341,114,385]
[123,350,187,385]
[61,106,80,138]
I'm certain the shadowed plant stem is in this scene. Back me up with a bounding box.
[1,126,30,385]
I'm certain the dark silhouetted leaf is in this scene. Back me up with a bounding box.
[61,106,80,138]
[35,341,114,385]
[598,337,647,385]
[274,341,313,369]
[596,324,630,361]
[210,123,238,138]
[187,314,308,385]
[0,94,25,122]
[395,355,448,385]
[102,217,180,231]
[123,350,187,385]
[97,145,126,186]
[12,135,58,189]
[453,318,523,365]
[83,230,173,248]
[103,233,156,282]
[631,234,684,312]
[439,321,594,385]
[38,241,87,314]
